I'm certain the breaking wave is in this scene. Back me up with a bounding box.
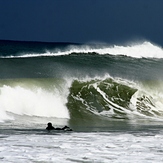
[0,76,163,123]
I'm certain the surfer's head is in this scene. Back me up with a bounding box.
[47,122,52,127]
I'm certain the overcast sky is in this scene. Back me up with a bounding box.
[0,0,163,46]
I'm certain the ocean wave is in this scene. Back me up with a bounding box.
[1,41,163,59]
[53,41,163,59]
[0,76,163,123]
[0,61,163,123]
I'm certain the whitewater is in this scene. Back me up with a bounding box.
[0,40,163,162]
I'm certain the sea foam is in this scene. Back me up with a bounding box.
[0,85,70,121]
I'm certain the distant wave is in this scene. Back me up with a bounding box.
[53,41,163,58]
[1,41,163,59]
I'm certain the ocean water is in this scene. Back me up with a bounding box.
[0,40,163,162]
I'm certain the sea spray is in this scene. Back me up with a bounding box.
[0,78,70,121]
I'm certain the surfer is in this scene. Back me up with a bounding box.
[46,122,72,131]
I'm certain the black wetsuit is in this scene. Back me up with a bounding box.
[46,123,72,131]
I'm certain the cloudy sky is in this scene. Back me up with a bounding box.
[0,0,163,46]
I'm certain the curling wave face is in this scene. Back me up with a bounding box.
[67,77,163,120]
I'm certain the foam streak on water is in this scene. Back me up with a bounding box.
[0,132,163,163]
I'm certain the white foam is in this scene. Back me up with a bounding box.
[0,85,70,121]
[1,132,163,162]
[130,83,163,119]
